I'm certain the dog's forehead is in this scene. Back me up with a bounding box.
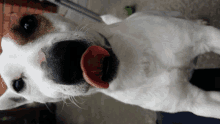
[41,13,78,33]
[5,13,77,47]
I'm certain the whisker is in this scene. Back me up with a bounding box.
[56,94,67,115]
[44,103,54,114]
[69,96,85,109]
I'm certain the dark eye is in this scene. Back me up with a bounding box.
[20,15,38,35]
[13,78,25,93]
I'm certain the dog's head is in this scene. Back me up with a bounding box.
[0,13,119,110]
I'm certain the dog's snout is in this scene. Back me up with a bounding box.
[43,40,90,85]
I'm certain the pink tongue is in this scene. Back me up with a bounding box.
[80,46,110,88]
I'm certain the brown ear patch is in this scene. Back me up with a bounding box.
[0,75,7,96]
[9,13,54,45]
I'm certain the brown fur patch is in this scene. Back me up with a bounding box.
[10,14,54,45]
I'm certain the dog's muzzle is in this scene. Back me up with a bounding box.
[41,40,90,85]
[40,38,119,89]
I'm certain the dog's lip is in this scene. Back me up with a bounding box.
[80,45,119,88]
[101,54,110,81]
[99,47,119,83]
[81,46,110,88]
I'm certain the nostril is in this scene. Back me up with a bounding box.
[0,75,7,96]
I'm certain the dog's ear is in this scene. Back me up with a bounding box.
[100,14,122,25]
[0,76,7,96]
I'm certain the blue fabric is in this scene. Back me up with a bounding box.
[157,112,220,124]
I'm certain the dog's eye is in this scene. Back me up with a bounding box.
[13,78,25,93]
[20,15,38,35]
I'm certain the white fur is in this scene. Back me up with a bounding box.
[0,11,220,119]
[100,14,123,25]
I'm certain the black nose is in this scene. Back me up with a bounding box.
[43,40,90,85]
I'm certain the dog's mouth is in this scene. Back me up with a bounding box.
[43,40,119,89]
[81,46,110,88]
[82,45,119,89]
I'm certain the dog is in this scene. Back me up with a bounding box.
[0,10,220,119]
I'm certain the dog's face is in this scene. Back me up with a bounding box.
[0,13,117,110]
